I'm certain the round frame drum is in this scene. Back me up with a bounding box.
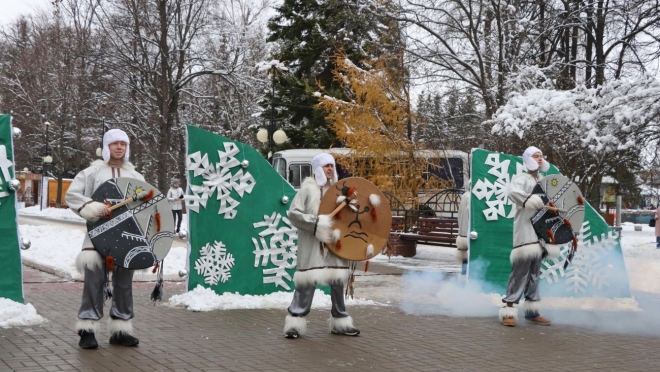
[87,177,174,269]
[318,177,392,261]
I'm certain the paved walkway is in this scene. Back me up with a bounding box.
[2,266,660,372]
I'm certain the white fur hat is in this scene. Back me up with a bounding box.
[102,129,130,163]
[522,146,549,172]
[312,153,338,186]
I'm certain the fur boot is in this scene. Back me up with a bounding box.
[328,316,360,336]
[284,315,307,338]
[108,318,139,346]
[76,319,99,349]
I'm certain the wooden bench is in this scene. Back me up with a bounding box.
[397,217,458,247]
[391,216,405,232]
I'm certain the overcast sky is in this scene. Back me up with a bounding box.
[0,0,50,26]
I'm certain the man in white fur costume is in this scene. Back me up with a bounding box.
[283,153,360,339]
[66,129,145,349]
[499,146,559,327]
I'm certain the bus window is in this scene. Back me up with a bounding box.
[427,158,464,188]
[273,157,286,181]
[336,163,351,180]
[289,163,312,187]
[301,164,311,181]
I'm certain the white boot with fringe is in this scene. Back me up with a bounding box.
[328,316,360,336]
[284,315,307,339]
[108,318,139,346]
[498,306,518,327]
[76,319,99,349]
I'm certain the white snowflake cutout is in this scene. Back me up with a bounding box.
[252,212,298,290]
[194,240,235,285]
[186,144,256,219]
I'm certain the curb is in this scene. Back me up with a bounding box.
[22,258,185,282]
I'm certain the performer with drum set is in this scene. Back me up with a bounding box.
[499,146,558,327]
[283,153,360,338]
[66,129,144,349]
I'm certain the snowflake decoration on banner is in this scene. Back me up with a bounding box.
[540,221,617,293]
[0,144,13,198]
[186,142,256,219]
[252,212,298,290]
[194,240,235,285]
[472,153,526,221]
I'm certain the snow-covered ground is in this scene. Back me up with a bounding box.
[619,222,660,294]
[19,206,85,223]
[0,298,46,328]
[168,285,384,312]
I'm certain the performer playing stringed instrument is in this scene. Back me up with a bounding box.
[499,146,560,327]
[66,129,145,349]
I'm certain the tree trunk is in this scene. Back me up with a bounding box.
[594,0,606,86]
[585,0,594,87]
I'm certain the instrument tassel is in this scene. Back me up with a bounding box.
[369,193,381,220]
[155,212,161,232]
[364,261,370,273]
[105,255,114,270]
[577,196,584,205]
[366,244,374,258]
[141,189,155,201]
[150,260,164,304]
[336,239,342,250]
[548,201,558,216]
[152,262,160,274]
[563,218,572,228]
[546,230,556,244]
[103,282,113,301]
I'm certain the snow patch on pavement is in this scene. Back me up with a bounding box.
[0,298,46,328]
[167,284,386,312]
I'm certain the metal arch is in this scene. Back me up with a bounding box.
[418,188,464,219]
[382,191,408,217]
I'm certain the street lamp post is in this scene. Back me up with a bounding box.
[257,63,288,162]
[95,116,106,157]
[41,120,52,211]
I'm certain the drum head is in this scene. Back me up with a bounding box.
[318,177,392,261]
[87,177,174,269]
[531,175,585,245]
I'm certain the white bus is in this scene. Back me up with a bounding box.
[272,148,469,190]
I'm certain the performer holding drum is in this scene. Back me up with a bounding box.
[66,129,146,349]
[283,153,361,338]
[499,146,559,327]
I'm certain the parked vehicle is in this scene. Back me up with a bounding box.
[271,148,469,190]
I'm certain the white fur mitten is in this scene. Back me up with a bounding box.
[315,214,335,243]
[80,201,107,222]
[525,195,544,210]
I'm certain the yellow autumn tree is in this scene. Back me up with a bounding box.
[317,54,453,206]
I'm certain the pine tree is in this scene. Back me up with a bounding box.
[267,0,398,148]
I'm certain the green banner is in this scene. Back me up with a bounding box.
[186,125,298,295]
[0,114,23,303]
[469,148,630,298]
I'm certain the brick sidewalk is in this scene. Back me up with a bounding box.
[2,267,660,372]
